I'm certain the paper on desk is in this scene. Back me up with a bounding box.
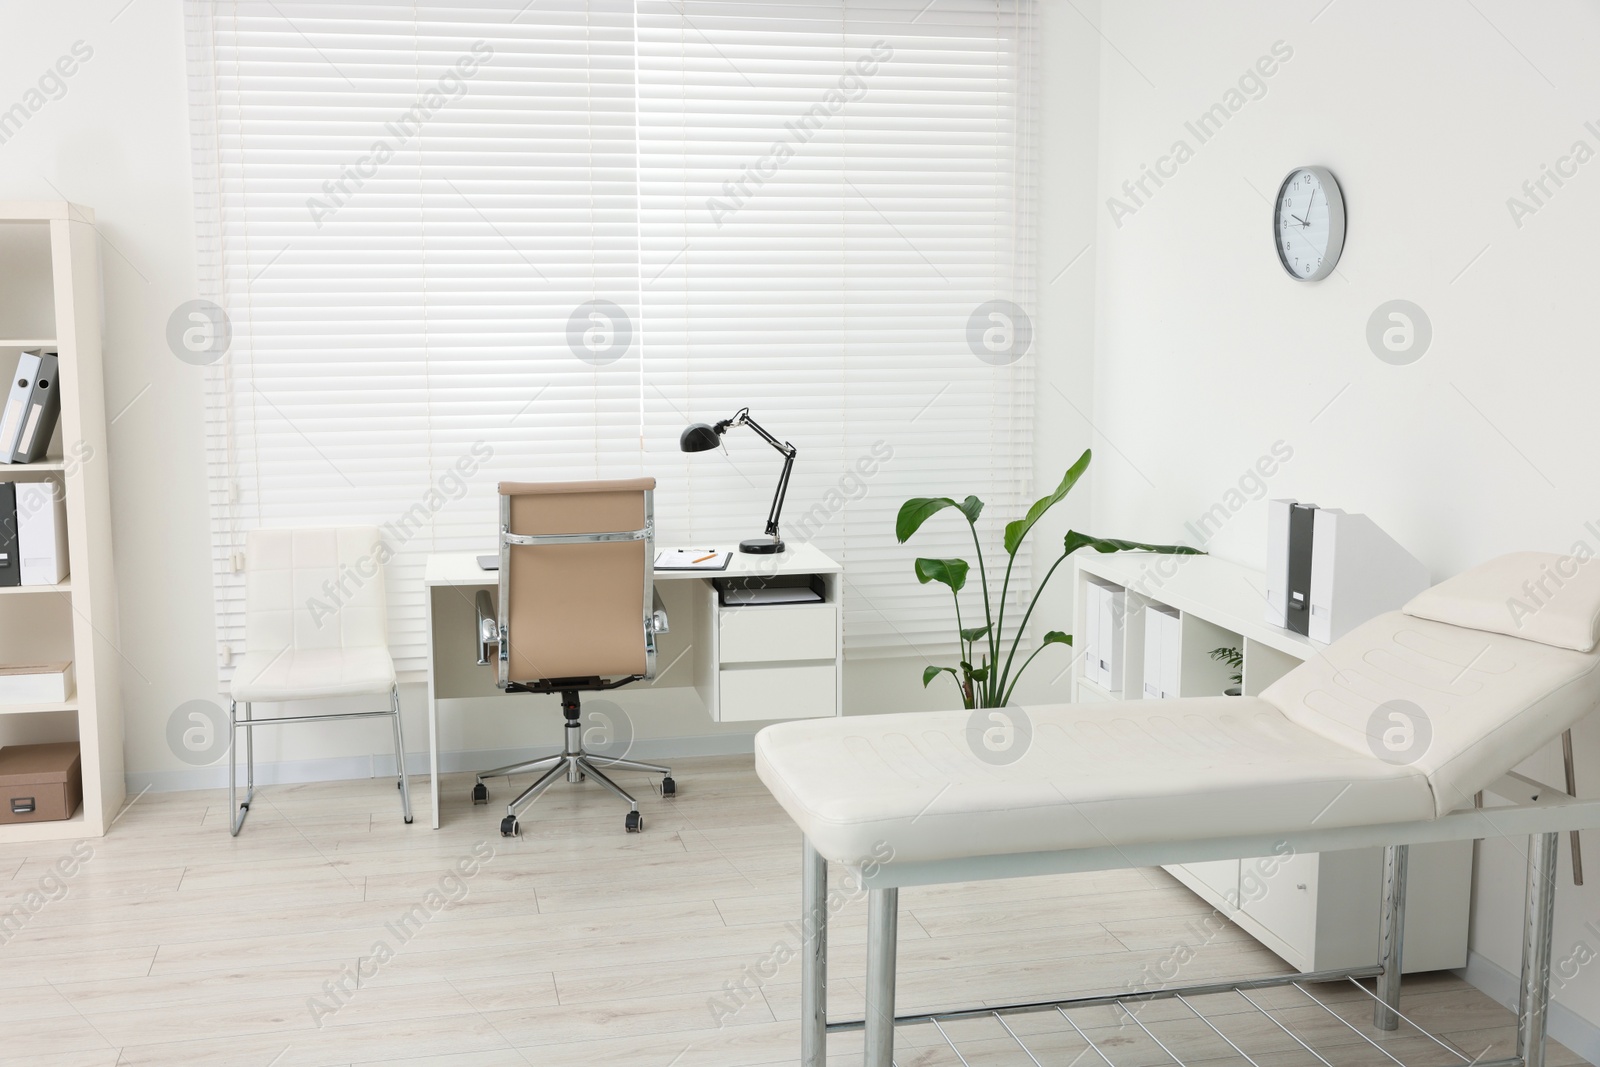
[656,549,731,570]
[719,585,822,605]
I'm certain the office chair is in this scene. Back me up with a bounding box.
[228,526,412,835]
[472,478,674,836]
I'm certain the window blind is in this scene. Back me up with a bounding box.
[187,0,1037,678]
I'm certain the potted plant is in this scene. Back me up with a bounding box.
[1211,646,1243,696]
[897,448,1201,710]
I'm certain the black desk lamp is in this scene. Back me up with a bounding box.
[680,407,796,554]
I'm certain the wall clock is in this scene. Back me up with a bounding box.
[1274,166,1345,281]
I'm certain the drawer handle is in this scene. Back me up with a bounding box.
[11,796,35,815]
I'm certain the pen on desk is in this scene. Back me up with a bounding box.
[692,552,716,564]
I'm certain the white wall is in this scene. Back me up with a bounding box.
[1090,0,1600,1050]
[0,3,1097,790]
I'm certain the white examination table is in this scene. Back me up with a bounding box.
[756,552,1600,1067]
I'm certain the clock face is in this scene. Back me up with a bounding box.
[1274,166,1346,281]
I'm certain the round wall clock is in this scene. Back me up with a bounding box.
[1274,166,1346,281]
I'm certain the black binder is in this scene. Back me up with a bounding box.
[0,483,19,587]
[1285,502,1317,636]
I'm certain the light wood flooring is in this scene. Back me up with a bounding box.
[0,756,1584,1066]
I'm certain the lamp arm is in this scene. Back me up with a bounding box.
[765,447,796,538]
[732,410,795,459]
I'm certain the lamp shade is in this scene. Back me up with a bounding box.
[679,423,723,452]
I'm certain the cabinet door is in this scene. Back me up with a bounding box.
[1240,851,1320,968]
[1169,860,1240,911]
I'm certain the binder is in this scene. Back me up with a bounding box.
[1142,605,1180,699]
[1084,578,1124,693]
[11,351,60,464]
[16,481,68,586]
[0,483,18,587]
[1308,508,1430,643]
[1285,503,1318,636]
[0,351,41,464]
[1264,498,1295,628]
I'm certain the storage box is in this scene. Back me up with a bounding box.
[0,661,73,704]
[0,742,82,824]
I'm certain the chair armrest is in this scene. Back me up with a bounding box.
[475,589,500,665]
[652,588,670,634]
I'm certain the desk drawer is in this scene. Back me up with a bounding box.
[719,664,835,722]
[719,605,836,664]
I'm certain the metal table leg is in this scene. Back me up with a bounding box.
[802,839,827,1067]
[1375,843,1409,1030]
[1519,831,1559,1067]
[864,887,899,1067]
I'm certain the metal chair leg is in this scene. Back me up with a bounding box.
[390,686,413,825]
[864,887,899,1067]
[229,701,254,837]
[587,755,672,776]
[478,754,562,782]
[507,758,573,818]
[574,757,638,810]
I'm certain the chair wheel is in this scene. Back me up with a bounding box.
[404,816,413,825]
[472,782,489,805]
[661,777,677,798]
[625,811,643,833]
[501,816,519,837]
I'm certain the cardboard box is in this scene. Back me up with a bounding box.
[0,742,82,824]
[0,661,73,704]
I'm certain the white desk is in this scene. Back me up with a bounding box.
[421,544,844,828]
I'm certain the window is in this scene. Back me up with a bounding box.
[187,0,1037,676]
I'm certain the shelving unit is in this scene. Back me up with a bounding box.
[1071,550,1471,974]
[0,201,124,840]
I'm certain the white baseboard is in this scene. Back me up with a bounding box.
[1460,949,1600,1064]
[126,733,756,794]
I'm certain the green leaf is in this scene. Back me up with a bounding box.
[1003,449,1093,557]
[914,557,970,592]
[960,624,991,643]
[922,665,957,688]
[896,495,984,542]
[970,665,989,682]
[1062,531,1206,558]
[1042,630,1072,646]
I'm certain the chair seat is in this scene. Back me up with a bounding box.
[231,647,396,702]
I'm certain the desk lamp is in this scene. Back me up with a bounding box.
[679,407,796,554]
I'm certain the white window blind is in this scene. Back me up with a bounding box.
[186,0,1037,678]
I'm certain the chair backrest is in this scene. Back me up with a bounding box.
[244,526,389,654]
[498,478,656,685]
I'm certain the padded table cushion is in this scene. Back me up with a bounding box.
[756,613,1600,867]
[757,697,1434,867]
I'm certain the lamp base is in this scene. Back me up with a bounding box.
[739,536,785,555]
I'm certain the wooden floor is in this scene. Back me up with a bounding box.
[0,755,1583,1066]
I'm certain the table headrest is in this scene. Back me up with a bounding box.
[1404,551,1600,653]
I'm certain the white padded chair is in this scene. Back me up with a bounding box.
[228,527,412,835]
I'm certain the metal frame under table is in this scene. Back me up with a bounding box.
[798,771,1599,1067]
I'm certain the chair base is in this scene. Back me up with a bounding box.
[228,685,413,836]
[474,694,674,836]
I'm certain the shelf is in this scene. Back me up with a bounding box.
[0,457,66,473]
[0,809,87,842]
[0,700,76,716]
[0,340,55,348]
[0,579,70,596]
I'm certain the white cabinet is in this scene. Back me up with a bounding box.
[1071,551,1472,974]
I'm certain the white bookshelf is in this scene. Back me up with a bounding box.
[0,201,124,840]
[1071,550,1471,974]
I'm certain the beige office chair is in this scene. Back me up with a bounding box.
[229,526,412,835]
[472,478,674,836]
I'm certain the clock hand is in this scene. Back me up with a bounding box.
[1290,213,1309,227]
